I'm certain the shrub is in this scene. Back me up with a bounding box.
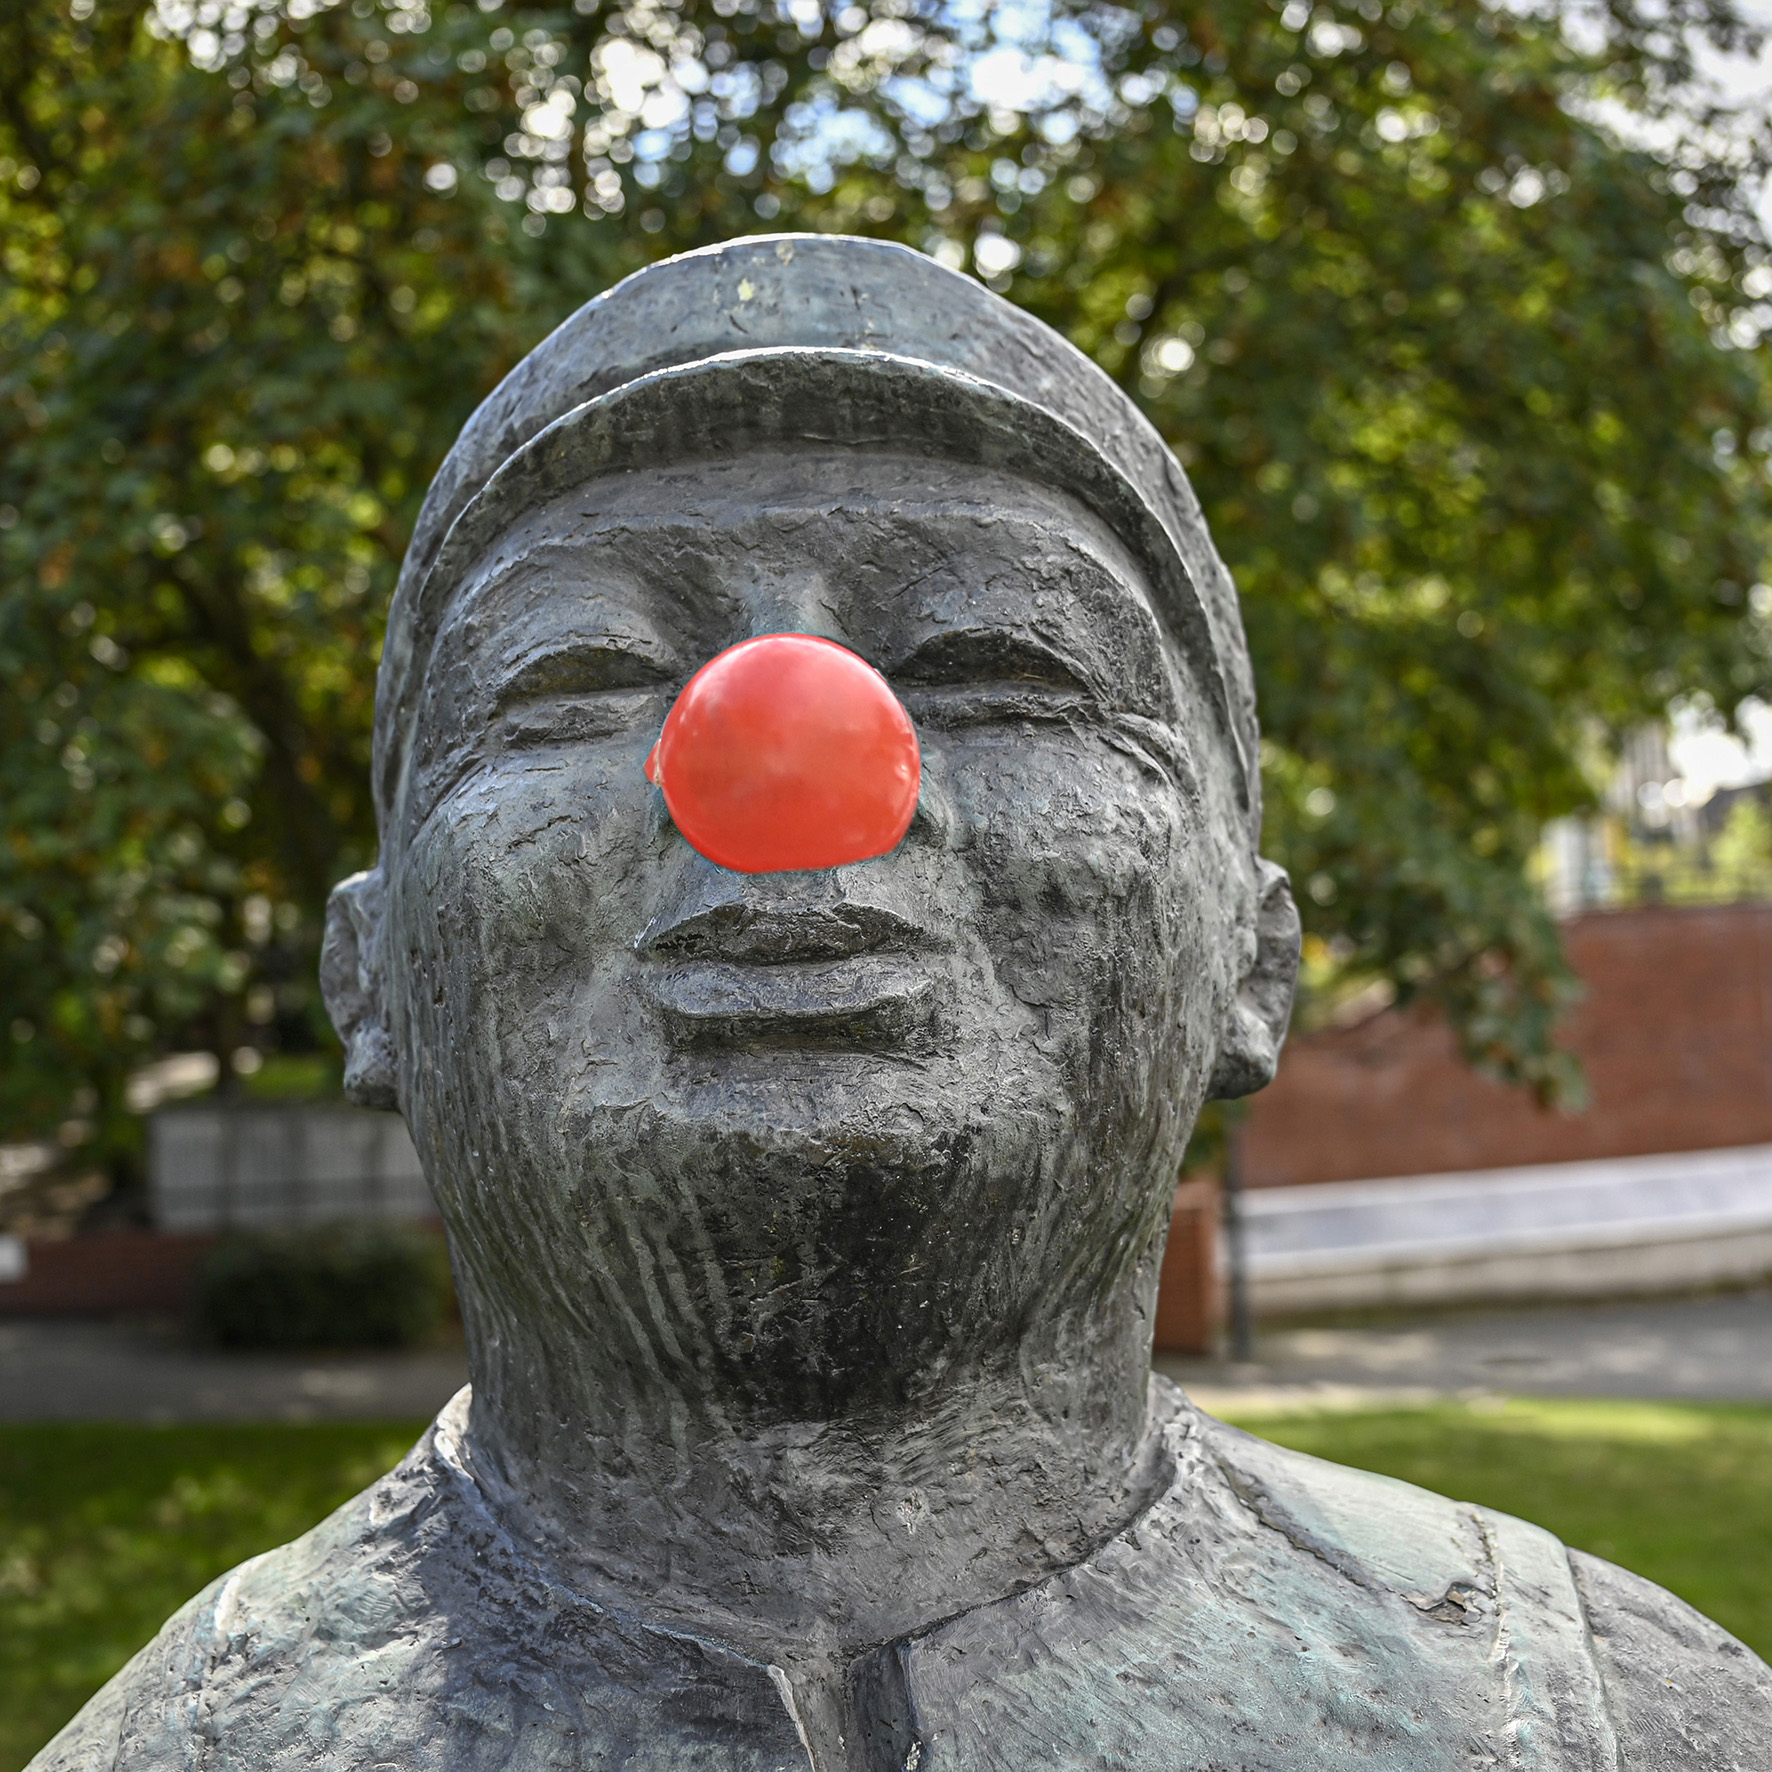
[192,1222,452,1350]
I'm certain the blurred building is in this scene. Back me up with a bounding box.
[1242,904,1772,1312]
[1235,711,1772,1317]
[148,1105,432,1233]
[0,1103,434,1319]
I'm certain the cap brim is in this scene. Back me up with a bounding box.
[387,347,1246,818]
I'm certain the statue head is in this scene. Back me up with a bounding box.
[321,235,1297,1467]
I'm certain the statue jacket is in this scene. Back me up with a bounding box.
[30,1381,1772,1771]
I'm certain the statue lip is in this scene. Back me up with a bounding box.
[643,955,939,1047]
[634,899,934,965]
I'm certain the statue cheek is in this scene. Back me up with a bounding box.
[948,739,1194,928]
[941,741,1199,1062]
[398,758,653,988]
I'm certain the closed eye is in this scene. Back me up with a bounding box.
[494,640,675,708]
[892,629,1091,694]
[891,628,1096,727]
[494,641,675,747]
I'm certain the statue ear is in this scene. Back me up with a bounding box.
[321,868,399,1110]
[1207,858,1300,1101]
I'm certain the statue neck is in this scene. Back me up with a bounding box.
[452,1276,1169,1671]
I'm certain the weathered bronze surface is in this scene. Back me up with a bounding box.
[35,236,1770,1770]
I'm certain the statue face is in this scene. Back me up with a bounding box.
[378,447,1248,1415]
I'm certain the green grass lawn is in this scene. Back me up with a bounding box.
[3,1400,1770,1769]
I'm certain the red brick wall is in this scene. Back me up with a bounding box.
[0,1232,216,1317]
[1152,1178,1220,1353]
[1243,903,1772,1188]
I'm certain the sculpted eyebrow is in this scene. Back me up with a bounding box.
[492,638,676,706]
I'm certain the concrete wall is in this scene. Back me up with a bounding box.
[1242,1144,1772,1315]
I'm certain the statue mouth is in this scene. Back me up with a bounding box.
[643,955,939,1048]
[635,897,930,964]
[632,860,949,1047]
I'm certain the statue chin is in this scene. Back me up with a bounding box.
[28,236,1769,1772]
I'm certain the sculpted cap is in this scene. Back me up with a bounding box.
[372,233,1260,836]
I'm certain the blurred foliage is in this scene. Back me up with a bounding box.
[191,1221,453,1346]
[6,0,1772,1167]
[235,1049,344,1099]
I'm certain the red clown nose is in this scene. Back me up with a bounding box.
[644,634,921,875]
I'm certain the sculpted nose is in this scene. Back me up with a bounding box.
[643,634,921,875]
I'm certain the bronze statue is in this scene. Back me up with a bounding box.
[35,235,1770,1770]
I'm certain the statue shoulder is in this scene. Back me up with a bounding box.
[23,1392,820,1772]
[1193,1402,1772,1770]
[1571,1547,1772,1769]
[21,1615,194,1772]
[1194,1407,1507,1605]
[23,1414,447,1772]
[22,1518,378,1772]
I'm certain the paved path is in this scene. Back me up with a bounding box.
[1160,1285,1772,1416]
[0,1317,468,1422]
[2,1288,1769,1422]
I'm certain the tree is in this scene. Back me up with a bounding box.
[4,0,1770,1186]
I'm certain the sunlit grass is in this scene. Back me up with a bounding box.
[3,1403,1769,1768]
